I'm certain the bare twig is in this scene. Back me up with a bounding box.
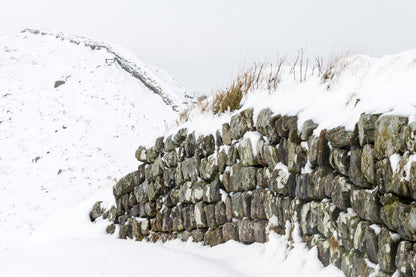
[255,63,264,89]
[299,48,303,82]
[268,63,274,92]
[315,56,323,76]
[273,56,286,89]
[291,51,300,81]
[304,58,309,81]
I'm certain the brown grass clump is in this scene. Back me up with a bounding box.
[196,95,210,113]
[321,63,336,82]
[212,60,285,114]
[321,53,351,84]
[212,66,258,114]
[176,96,210,125]
[176,104,192,125]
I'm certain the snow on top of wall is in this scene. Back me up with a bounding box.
[173,50,416,137]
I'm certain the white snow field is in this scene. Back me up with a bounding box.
[0,32,343,276]
[0,31,185,253]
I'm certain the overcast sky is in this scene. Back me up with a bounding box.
[1,0,415,95]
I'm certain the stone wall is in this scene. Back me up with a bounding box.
[91,108,416,277]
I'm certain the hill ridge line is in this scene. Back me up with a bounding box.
[22,28,180,112]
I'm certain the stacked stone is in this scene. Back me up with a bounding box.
[91,108,416,277]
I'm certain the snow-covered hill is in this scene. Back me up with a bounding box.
[0,31,346,277]
[21,28,188,112]
[0,31,185,252]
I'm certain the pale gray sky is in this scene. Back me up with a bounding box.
[1,0,415,95]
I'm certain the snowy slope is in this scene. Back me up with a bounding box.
[0,31,344,277]
[0,32,184,252]
[21,28,188,112]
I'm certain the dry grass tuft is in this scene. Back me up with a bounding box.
[321,53,351,84]
[196,95,210,114]
[212,72,250,114]
[175,96,210,125]
[176,103,192,125]
[212,60,286,114]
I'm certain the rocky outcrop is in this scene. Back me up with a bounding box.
[92,110,416,277]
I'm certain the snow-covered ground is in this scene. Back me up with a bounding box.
[0,32,181,252]
[0,227,341,277]
[0,32,343,276]
[175,51,416,137]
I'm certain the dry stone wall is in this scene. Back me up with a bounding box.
[92,108,416,277]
